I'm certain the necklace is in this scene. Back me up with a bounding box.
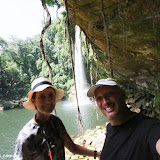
[34,113,54,160]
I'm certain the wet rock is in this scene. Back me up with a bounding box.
[65,124,107,159]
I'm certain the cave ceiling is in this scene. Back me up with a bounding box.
[64,0,160,89]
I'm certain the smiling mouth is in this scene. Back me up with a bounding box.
[104,107,113,112]
[103,103,115,112]
[43,105,53,108]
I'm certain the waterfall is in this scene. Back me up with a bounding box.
[74,25,90,105]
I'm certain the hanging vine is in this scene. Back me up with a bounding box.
[64,0,84,134]
[40,0,57,115]
[40,0,52,82]
[100,0,114,78]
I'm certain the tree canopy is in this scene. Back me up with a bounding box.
[0,14,73,101]
[1,0,160,118]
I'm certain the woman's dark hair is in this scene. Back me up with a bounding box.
[32,92,36,100]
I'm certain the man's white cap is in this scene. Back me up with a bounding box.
[87,78,118,97]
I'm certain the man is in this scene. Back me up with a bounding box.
[87,78,160,160]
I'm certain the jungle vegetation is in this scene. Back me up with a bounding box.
[0,12,74,101]
[0,0,160,119]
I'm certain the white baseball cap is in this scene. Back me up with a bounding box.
[87,78,118,97]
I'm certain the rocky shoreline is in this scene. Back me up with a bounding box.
[65,124,107,160]
[0,100,22,110]
[0,98,28,110]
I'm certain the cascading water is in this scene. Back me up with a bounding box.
[74,25,90,105]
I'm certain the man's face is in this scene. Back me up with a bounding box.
[95,86,126,121]
[32,87,56,115]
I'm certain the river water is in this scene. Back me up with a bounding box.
[0,100,107,159]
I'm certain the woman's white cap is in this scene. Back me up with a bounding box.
[23,77,64,110]
[87,78,118,97]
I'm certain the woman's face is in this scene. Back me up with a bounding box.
[32,87,56,115]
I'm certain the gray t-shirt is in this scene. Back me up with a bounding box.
[14,115,66,160]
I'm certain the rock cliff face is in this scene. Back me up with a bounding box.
[64,0,160,91]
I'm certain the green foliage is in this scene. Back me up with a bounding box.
[52,17,73,95]
[45,0,63,7]
[0,14,73,102]
[154,95,160,106]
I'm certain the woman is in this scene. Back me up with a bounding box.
[14,77,100,160]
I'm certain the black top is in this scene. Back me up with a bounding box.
[100,114,160,160]
[14,115,66,160]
